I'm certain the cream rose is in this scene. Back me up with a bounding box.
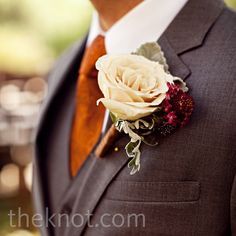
[96,54,175,121]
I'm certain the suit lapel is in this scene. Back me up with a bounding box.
[163,0,225,55]
[157,0,224,79]
[158,35,191,80]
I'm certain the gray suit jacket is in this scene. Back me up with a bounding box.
[33,0,236,235]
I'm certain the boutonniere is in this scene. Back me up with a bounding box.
[95,42,194,175]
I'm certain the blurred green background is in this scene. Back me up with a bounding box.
[0,0,93,77]
[0,0,235,235]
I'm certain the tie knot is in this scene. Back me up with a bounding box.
[79,35,106,77]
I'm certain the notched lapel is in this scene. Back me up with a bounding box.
[158,35,191,81]
[157,0,224,83]
[164,0,225,55]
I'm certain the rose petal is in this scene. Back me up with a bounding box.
[97,98,157,120]
[125,93,166,107]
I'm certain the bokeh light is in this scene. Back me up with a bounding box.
[0,164,20,196]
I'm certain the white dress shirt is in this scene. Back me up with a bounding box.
[87,0,188,131]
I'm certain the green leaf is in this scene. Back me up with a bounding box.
[128,156,136,169]
[134,42,169,72]
[125,140,141,175]
[128,151,141,175]
[129,163,140,175]
[125,141,139,157]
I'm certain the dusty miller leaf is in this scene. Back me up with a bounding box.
[125,140,141,175]
[134,42,169,72]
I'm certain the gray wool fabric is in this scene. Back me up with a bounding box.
[33,0,236,235]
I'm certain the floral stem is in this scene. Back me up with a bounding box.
[95,124,120,157]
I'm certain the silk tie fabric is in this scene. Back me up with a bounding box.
[70,35,106,177]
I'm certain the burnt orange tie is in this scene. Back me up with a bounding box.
[70,35,106,176]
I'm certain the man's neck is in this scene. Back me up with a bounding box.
[90,0,143,31]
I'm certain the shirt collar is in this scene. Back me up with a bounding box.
[87,0,188,54]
